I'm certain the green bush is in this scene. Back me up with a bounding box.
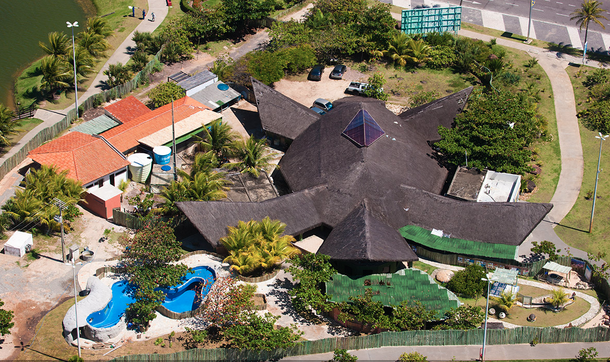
[148,82,186,108]
[426,46,456,70]
[327,349,358,362]
[446,264,486,298]
[398,351,427,362]
[224,312,302,351]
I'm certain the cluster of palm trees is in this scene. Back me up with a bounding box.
[374,32,432,68]
[220,217,299,275]
[1,165,83,234]
[160,120,278,214]
[38,17,113,96]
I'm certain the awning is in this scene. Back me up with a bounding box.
[488,268,519,285]
[543,261,572,274]
[138,109,221,148]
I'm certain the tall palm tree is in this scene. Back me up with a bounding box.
[384,32,412,67]
[68,47,94,80]
[0,104,16,147]
[225,136,278,178]
[571,0,608,47]
[194,120,240,164]
[160,180,189,216]
[221,220,259,252]
[181,151,218,178]
[1,189,43,226]
[187,172,229,201]
[404,38,432,66]
[78,31,108,57]
[40,56,71,94]
[549,288,569,309]
[39,32,71,58]
[86,17,114,38]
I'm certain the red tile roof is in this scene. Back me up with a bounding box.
[104,96,152,123]
[101,96,211,152]
[29,132,130,185]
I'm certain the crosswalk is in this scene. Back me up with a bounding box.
[388,0,610,53]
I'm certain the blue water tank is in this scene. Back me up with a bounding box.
[153,146,171,165]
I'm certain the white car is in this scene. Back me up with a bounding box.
[346,82,369,95]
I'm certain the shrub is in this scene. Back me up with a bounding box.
[223,312,302,351]
[398,351,427,362]
[426,46,456,69]
[148,82,186,108]
[328,349,358,362]
[446,264,486,299]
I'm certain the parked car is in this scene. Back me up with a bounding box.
[310,106,326,115]
[313,98,333,112]
[308,65,325,81]
[345,81,369,95]
[330,64,347,79]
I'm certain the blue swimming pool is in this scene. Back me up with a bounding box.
[87,266,215,328]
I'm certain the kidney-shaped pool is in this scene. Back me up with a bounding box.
[87,266,215,328]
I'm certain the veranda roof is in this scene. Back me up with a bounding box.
[488,268,519,285]
[543,261,572,275]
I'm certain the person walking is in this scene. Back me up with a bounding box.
[142,9,146,20]
[151,12,155,22]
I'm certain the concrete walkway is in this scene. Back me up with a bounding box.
[282,341,610,361]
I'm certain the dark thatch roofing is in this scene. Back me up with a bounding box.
[251,78,320,140]
[279,97,449,196]
[399,87,473,142]
[317,202,418,262]
[176,189,323,248]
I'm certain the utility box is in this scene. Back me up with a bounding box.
[69,245,79,261]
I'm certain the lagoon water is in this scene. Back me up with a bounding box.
[0,0,92,109]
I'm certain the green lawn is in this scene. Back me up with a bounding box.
[412,261,439,275]
[14,0,149,111]
[553,65,610,259]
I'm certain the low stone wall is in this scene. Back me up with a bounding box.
[237,269,280,283]
[156,302,205,320]
[251,293,267,311]
[83,318,126,343]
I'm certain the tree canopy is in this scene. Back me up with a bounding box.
[148,82,186,108]
[435,88,546,175]
[446,264,486,299]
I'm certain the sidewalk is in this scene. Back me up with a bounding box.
[282,341,610,361]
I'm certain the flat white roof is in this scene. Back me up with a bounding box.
[477,171,520,202]
[293,235,324,254]
[5,231,33,248]
[89,184,123,201]
[138,110,221,148]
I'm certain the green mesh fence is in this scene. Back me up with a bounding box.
[110,327,610,361]
[326,270,459,316]
[399,225,518,260]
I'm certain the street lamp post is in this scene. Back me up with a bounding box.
[67,21,79,119]
[589,132,608,233]
[481,276,491,361]
[526,0,535,43]
[72,257,82,357]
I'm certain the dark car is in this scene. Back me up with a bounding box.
[330,64,347,79]
[308,65,325,81]
[310,106,326,115]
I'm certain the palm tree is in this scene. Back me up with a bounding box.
[571,0,608,47]
[68,47,94,80]
[549,288,569,309]
[404,38,431,66]
[493,291,516,314]
[224,248,262,275]
[186,172,229,201]
[40,56,71,94]
[182,151,218,178]
[225,136,278,178]
[384,32,411,67]
[0,104,16,147]
[1,189,43,226]
[39,32,70,58]
[78,31,108,57]
[86,17,114,38]
[160,180,189,216]
[194,120,240,164]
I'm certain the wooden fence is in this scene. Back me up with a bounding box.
[110,326,610,361]
[112,208,143,230]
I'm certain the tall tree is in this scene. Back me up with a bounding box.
[85,17,113,38]
[67,47,94,80]
[195,120,241,164]
[39,32,70,58]
[571,0,607,47]
[549,288,569,309]
[40,56,71,93]
[221,0,275,34]
[78,32,108,57]
[384,32,412,67]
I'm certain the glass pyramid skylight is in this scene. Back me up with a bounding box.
[342,109,385,147]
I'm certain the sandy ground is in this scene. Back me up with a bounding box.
[0,207,127,360]
[273,67,367,109]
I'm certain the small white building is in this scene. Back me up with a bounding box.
[446,166,521,203]
[3,231,33,257]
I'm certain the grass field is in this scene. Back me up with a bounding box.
[553,65,610,258]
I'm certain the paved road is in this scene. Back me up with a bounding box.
[394,0,610,52]
[282,342,610,361]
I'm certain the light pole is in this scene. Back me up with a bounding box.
[67,21,79,119]
[481,276,491,362]
[589,132,608,233]
[526,0,535,43]
[72,257,82,357]
[53,198,67,263]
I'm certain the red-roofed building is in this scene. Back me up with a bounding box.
[29,132,130,219]
[104,96,152,124]
[101,96,211,153]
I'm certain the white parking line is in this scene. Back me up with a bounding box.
[602,33,610,52]
[556,13,570,16]
[481,9,506,31]
[568,3,576,6]
[556,1,563,4]
[533,8,544,11]
[567,27,584,49]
